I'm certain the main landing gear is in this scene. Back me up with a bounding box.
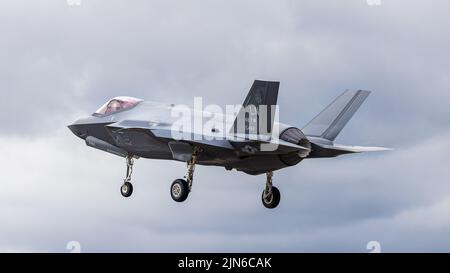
[261,171,281,209]
[120,155,134,198]
[170,147,200,202]
[120,150,280,209]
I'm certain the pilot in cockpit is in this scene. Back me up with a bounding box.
[94,97,143,116]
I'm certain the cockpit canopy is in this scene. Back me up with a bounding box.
[94,96,143,116]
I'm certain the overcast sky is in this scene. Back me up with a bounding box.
[1,0,450,252]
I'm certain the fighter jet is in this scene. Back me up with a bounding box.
[68,80,389,209]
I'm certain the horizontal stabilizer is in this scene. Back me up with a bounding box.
[307,137,391,158]
[327,144,392,153]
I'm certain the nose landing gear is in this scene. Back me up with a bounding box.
[120,155,134,198]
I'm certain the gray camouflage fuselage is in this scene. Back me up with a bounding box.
[69,81,389,175]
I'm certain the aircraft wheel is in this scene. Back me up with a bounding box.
[261,186,280,209]
[171,179,189,202]
[121,182,133,198]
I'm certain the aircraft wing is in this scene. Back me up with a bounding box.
[105,119,312,161]
[105,121,235,151]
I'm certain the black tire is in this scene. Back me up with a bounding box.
[121,182,133,198]
[170,179,189,202]
[261,186,281,209]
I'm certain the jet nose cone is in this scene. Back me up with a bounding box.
[68,124,78,134]
[68,122,88,139]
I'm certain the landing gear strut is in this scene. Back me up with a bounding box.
[120,155,134,198]
[261,171,281,209]
[170,147,200,202]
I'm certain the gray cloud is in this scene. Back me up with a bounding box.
[1,0,450,252]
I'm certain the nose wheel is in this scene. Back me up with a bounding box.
[121,155,134,198]
[121,182,133,197]
[261,171,280,209]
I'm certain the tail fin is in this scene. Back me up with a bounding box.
[302,90,370,141]
[230,80,279,138]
